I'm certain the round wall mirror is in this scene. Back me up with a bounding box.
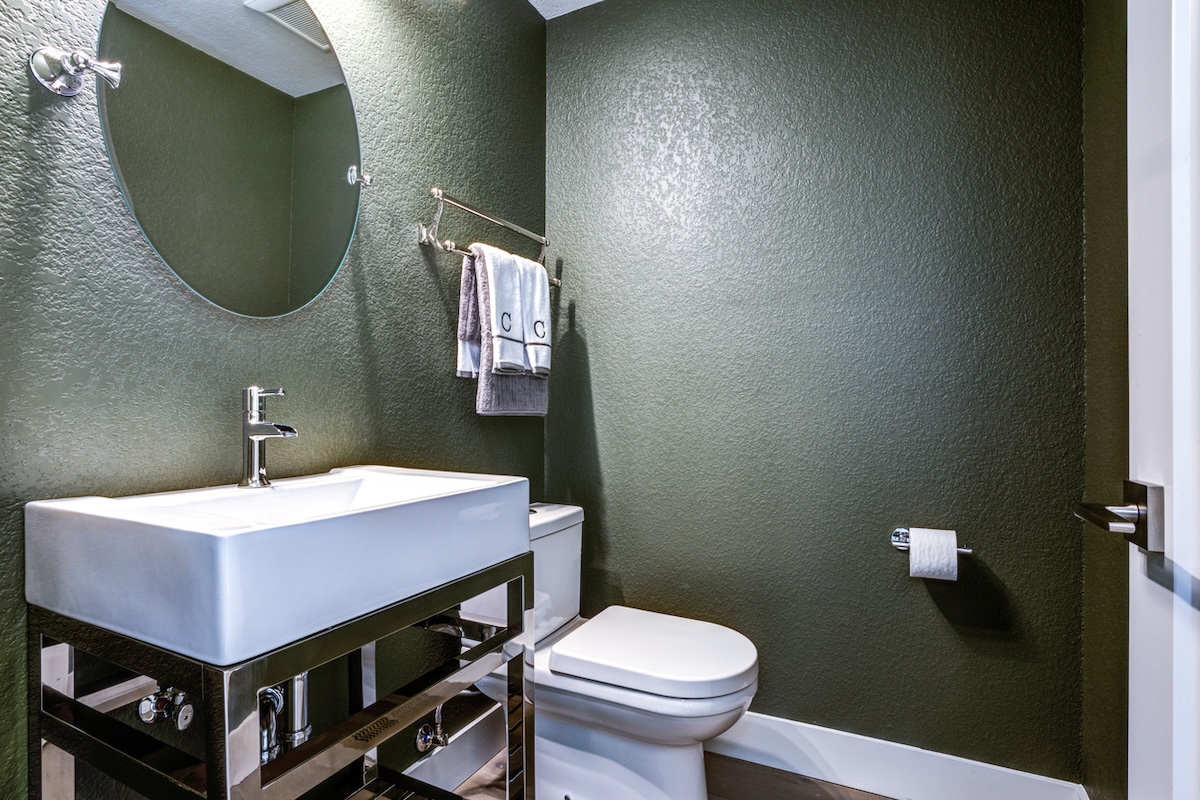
[97,0,362,318]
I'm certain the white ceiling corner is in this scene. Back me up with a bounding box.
[527,0,606,20]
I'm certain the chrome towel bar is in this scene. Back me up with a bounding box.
[418,187,560,286]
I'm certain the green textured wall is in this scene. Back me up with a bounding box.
[0,0,1119,792]
[0,0,545,796]
[98,7,296,316]
[546,0,1086,780]
[1081,0,1130,796]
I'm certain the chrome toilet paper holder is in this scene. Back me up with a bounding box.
[890,527,973,556]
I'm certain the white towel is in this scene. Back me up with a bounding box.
[521,259,552,376]
[474,243,527,374]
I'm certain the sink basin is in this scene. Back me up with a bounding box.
[26,465,530,665]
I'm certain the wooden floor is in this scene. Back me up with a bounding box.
[453,750,894,799]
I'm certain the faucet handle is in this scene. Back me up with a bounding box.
[244,386,286,415]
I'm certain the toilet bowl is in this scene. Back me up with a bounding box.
[461,504,758,800]
[534,606,757,800]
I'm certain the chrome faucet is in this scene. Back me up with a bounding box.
[240,387,297,488]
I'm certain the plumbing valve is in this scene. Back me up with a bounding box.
[415,722,449,753]
[137,687,195,732]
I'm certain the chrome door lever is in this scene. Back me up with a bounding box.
[1072,480,1164,552]
[1071,502,1139,534]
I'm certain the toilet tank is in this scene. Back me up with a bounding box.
[460,503,583,644]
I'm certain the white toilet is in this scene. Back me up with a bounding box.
[462,503,758,800]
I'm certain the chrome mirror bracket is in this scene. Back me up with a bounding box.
[29,46,121,97]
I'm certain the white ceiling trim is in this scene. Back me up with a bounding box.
[527,0,605,20]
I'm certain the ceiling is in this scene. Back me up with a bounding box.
[527,0,605,19]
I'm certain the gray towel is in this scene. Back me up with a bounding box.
[456,253,481,378]
[475,246,548,416]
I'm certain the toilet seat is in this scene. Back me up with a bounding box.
[548,605,758,699]
[535,639,757,721]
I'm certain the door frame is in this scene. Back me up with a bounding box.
[1126,1,1200,797]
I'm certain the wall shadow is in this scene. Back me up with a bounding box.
[545,287,622,613]
[923,558,1021,641]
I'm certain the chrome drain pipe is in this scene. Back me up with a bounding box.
[260,672,313,764]
[280,672,313,749]
[259,687,284,765]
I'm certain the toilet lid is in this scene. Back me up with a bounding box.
[547,606,758,699]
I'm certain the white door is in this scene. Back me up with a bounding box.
[1127,1,1200,798]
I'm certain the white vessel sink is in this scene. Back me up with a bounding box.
[25,466,530,665]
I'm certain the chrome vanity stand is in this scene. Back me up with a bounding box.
[28,553,533,800]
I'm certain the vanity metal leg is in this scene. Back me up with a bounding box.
[38,642,74,800]
[506,574,531,800]
[349,642,379,783]
[27,627,47,800]
[39,742,74,800]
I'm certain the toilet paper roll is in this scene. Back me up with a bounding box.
[908,527,958,581]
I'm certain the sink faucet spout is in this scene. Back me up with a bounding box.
[240,387,296,488]
[246,422,298,439]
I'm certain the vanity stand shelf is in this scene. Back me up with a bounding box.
[28,553,533,800]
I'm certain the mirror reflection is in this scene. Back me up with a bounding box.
[97,0,361,317]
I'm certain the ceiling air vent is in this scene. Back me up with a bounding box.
[244,0,331,53]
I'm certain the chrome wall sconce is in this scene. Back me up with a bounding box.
[29,46,121,97]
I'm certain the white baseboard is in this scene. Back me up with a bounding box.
[705,712,1089,800]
